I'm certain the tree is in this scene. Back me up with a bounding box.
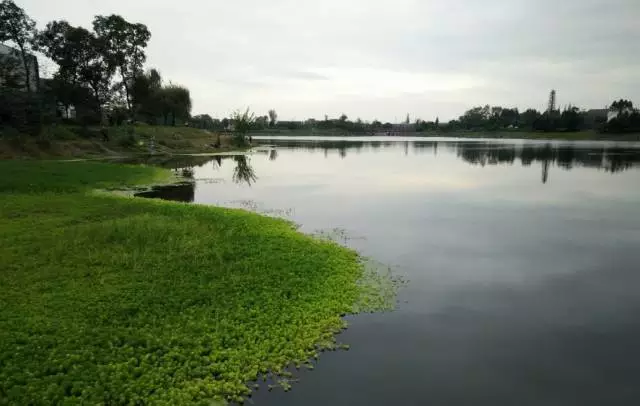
[435,117,439,128]
[131,68,162,122]
[498,108,519,128]
[93,15,151,113]
[610,99,633,116]
[520,109,541,130]
[0,47,21,89]
[0,0,37,92]
[459,106,487,130]
[190,114,215,129]
[268,109,278,127]
[231,108,255,145]
[254,115,268,130]
[37,21,114,120]
[339,113,348,122]
[604,99,639,134]
[559,106,584,132]
[158,84,191,126]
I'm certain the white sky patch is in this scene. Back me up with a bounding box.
[18,0,640,121]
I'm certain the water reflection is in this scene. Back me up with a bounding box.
[116,154,217,170]
[269,149,278,161]
[133,154,258,186]
[453,142,636,174]
[257,139,640,184]
[232,155,258,186]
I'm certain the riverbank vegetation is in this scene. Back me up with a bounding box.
[0,124,235,159]
[244,98,640,139]
[0,160,393,404]
[0,0,208,155]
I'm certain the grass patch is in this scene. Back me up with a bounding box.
[0,161,384,404]
[0,161,171,194]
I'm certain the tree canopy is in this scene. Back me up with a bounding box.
[0,0,37,92]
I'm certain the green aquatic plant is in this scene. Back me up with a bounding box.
[0,160,401,404]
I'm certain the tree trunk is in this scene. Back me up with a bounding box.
[89,82,103,124]
[18,45,32,93]
[120,67,132,113]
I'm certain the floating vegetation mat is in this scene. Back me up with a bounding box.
[0,159,404,405]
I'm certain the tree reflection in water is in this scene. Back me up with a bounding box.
[258,139,640,184]
[232,155,258,186]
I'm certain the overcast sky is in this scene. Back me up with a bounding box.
[20,0,640,121]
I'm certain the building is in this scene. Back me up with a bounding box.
[0,43,39,92]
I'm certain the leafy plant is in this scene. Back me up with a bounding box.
[231,108,255,146]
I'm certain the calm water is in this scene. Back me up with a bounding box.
[147,137,640,405]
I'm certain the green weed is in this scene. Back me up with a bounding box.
[0,160,391,404]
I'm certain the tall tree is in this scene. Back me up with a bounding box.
[93,15,150,113]
[268,109,278,128]
[559,106,584,132]
[520,108,541,129]
[131,68,162,122]
[158,84,191,126]
[0,0,37,92]
[610,99,633,115]
[190,114,215,129]
[37,21,114,118]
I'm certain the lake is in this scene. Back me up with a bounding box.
[145,137,640,405]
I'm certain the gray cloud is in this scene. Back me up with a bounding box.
[21,0,640,120]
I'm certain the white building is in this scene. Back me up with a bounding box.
[0,43,39,92]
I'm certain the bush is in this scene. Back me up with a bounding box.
[117,133,139,148]
[41,125,78,140]
[0,126,21,138]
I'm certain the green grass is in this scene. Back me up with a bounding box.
[0,161,171,193]
[0,161,383,404]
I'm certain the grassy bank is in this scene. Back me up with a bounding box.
[0,161,381,404]
[0,125,239,160]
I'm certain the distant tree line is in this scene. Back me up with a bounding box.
[438,100,639,134]
[191,100,640,138]
[0,0,192,135]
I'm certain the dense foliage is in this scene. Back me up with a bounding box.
[0,161,390,404]
[0,0,192,131]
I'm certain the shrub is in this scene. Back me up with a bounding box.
[117,133,139,148]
